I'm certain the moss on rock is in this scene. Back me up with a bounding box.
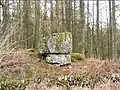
[37,37,49,53]
[38,32,72,53]
[55,32,71,52]
[57,32,68,42]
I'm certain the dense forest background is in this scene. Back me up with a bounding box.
[0,0,120,61]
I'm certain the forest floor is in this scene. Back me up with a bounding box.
[0,50,120,90]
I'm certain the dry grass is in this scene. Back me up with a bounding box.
[0,50,120,90]
[0,50,120,78]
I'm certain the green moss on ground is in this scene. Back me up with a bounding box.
[0,78,32,90]
[72,53,85,60]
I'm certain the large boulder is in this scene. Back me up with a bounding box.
[37,32,72,65]
[47,32,72,53]
[38,32,72,53]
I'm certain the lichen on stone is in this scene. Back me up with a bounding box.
[37,37,49,53]
[55,32,72,52]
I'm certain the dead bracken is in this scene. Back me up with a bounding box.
[0,50,120,90]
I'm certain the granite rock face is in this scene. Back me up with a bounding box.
[47,32,72,53]
[38,32,72,53]
[38,32,72,66]
[46,54,71,66]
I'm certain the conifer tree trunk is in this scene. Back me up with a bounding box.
[23,0,33,48]
[86,0,90,57]
[112,0,117,61]
[109,0,112,60]
[92,0,95,58]
[96,0,100,58]
[79,0,85,53]
[34,0,40,49]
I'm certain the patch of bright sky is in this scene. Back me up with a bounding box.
[84,1,120,28]
[44,0,120,28]
[1,1,120,28]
